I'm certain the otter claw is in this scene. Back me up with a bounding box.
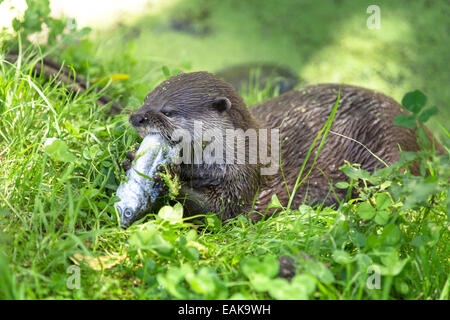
[156,163,181,177]
[126,151,136,161]
[122,160,132,171]
[168,163,181,176]
[155,182,169,194]
[153,173,162,183]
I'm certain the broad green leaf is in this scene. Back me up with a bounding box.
[129,225,173,255]
[374,210,390,225]
[401,90,427,114]
[335,181,349,189]
[410,235,429,248]
[241,255,279,279]
[332,250,352,265]
[418,106,438,123]
[375,193,392,211]
[340,166,372,180]
[377,262,407,276]
[403,178,439,210]
[185,267,217,295]
[156,267,188,299]
[291,274,316,297]
[393,114,416,128]
[366,234,381,250]
[378,249,409,276]
[355,253,372,270]
[266,278,291,299]
[305,261,335,284]
[395,281,410,295]
[299,204,315,216]
[158,204,183,224]
[380,224,402,246]
[268,276,316,300]
[181,246,199,261]
[267,194,282,209]
[349,229,366,248]
[248,273,272,292]
[173,202,184,219]
[82,144,102,160]
[43,138,76,162]
[357,202,376,220]
[185,229,198,241]
[206,214,222,232]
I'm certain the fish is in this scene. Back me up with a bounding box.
[115,134,177,228]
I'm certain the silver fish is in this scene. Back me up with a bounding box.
[115,134,177,227]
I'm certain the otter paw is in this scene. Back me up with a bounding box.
[156,163,180,176]
[154,176,169,194]
[153,172,163,183]
[165,163,181,176]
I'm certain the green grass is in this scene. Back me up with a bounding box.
[0,0,449,300]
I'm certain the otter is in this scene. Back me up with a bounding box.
[127,71,442,221]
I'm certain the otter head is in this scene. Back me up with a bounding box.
[129,71,258,143]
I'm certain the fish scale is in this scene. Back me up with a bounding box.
[115,134,177,227]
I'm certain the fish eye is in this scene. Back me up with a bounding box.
[124,209,133,218]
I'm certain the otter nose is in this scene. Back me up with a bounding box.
[129,114,147,126]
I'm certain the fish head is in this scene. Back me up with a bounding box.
[116,202,145,228]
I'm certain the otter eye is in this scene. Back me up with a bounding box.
[162,110,173,117]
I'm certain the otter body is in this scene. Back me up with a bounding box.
[128,72,432,221]
[251,84,422,212]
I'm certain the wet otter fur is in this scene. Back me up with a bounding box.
[129,71,443,221]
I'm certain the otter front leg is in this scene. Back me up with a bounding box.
[177,184,211,217]
[187,177,221,188]
[121,144,140,171]
[181,166,223,188]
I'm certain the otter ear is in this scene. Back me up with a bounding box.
[212,97,231,113]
